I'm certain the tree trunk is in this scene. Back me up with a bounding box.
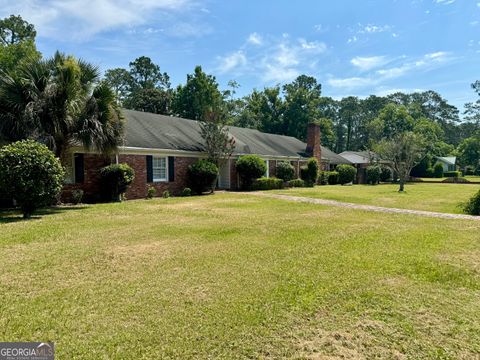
[399,178,405,192]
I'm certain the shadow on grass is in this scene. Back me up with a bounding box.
[0,205,88,224]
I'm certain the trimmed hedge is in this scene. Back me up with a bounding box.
[337,164,357,185]
[319,171,339,185]
[236,155,267,190]
[300,158,319,187]
[288,178,305,187]
[444,171,461,178]
[187,160,218,194]
[100,163,135,202]
[366,165,381,185]
[0,140,65,218]
[380,166,392,182]
[276,161,295,181]
[434,163,444,178]
[251,177,284,190]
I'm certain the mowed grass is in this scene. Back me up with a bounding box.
[271,183,480,214]
[1,194,480,359]
[418,176,480,183]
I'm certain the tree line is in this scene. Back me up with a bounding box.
[1,14,480,172]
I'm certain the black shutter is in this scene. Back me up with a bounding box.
[74,153,84,184]
[146,155,153,183]
[168,156,175,182]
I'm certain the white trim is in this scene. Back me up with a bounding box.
[264,159,269,178]
[152,156,168,182]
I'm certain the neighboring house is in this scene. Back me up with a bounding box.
[339,151,378,183]
[434,156,457,172]
[63,109,349,201]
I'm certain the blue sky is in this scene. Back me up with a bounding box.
[1,0,479,112]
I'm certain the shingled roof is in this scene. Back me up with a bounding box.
[122,109,349,164]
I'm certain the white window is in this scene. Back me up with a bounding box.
[153,157,168,182]
[264,160,269,178]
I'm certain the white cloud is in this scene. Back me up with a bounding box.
[216,51,247,74]
[247,32,263,46]
[0,0,199,40]
[329,51,453,90]
[328,77,375,89]
[359,24,392,34]
[434,0,456,4]
[215,34,327,83]
[351,56,389,71]
[347,36,358,44]
[313,24,328,33]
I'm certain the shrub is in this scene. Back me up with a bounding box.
[251,177,284,190]
[276,161,295,181]
[366,165,381,185]
[464,166,475,176]
[72,189,84,204]
[320,171,338,185]
[235,155,267,190]
[463,190,480,215]
[337,164,357,185]
[181,187,192,197]
[380,166,392,182]
[300,158,319,187]
[444,171,461,178]
[329,171,339,185]
[187,160,218,194]
[288,179,305,187]
[146,186,156,199]
[318,172,329,185]
[162,190,170,198]
[425,167,435,178]
[475,167,480,176]
[0,140,64,218]
[100,163,135,202]
[433,163,444,178]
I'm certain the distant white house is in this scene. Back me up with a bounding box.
[434,156,457,172]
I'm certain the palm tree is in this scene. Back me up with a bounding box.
[0,51,124,162]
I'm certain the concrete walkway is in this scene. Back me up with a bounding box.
[241,192,480,221]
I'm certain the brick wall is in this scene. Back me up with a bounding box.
[63,153,111,203]
[120,154,197,199]
[62,153,198,202]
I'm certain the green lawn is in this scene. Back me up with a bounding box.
[1,194,479,358]
[271,183,480,214]
[418,176,480,183]
[465,176,480,183]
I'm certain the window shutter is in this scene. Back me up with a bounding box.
[146,155,153,183]
[168,156,175,182]
[74,153,84,184]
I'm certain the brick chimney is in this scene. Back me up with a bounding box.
[306,123,322,165]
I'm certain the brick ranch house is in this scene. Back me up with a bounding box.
[63,109,351,202]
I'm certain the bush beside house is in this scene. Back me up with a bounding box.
[288,179,305,187]
[187,160,218,194]
[434,163,444,178]
[276,161,295,182]
[0,140,65,218]
[236,155,267,190]
[366,165,381,185]
[300,158,319,187]
[252,177,284,190]
[337,164,357,185]
[100,163,135,202]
